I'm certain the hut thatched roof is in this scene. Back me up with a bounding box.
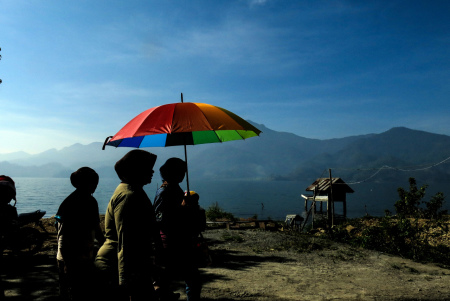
[306,178,354,193]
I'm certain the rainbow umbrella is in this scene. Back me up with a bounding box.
[102,94,261,191]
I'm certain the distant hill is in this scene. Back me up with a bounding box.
[0,151,32,161]
[1,124,450,185]
[285,127,450,183]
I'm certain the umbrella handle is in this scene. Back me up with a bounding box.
[102,136,113,150]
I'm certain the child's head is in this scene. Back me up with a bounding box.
[183,190,200,206]
[0,175,16,204]
[70,167,99,194]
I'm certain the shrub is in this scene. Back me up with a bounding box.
[395,177,447,220]
[395,177,426,218]
[205,202,236,221]
[423,192,447,219]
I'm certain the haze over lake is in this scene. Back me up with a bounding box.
[4,126,450,223]
[13,177,450,222]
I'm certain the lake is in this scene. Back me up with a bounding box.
[12,177,450,222]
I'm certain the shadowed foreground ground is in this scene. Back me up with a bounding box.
[2,218,450,300]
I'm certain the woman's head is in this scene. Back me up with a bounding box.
[0,175,16,204]
[70,167,99,193]
[115,149,157,185]
[160,157,187,183]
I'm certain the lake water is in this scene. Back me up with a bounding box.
[12,177,450,222]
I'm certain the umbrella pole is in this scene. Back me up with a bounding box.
[184,144,190,193]
[181,92,190,193]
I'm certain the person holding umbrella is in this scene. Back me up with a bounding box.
[95,150,161,301]
[154,157,202,301]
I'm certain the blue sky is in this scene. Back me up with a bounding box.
[1,0,449,154]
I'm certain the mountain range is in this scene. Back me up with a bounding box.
[2,124,450,185]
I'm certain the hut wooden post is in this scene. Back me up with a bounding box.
[326,196,330,221]
[312,186,317,228]
[328,169,334,227]
[343,195,347,218]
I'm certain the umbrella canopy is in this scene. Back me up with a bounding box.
[104,102,261,148]
[103,99,261,192]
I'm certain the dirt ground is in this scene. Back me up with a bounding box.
[2,218,450,301]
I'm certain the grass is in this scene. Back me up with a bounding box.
[222,232,244,243]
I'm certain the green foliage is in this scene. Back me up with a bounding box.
[423,192,447,219]
[395,177,426,217]
[395,177,447,219]
[205,202,236,222]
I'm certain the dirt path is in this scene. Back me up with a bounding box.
[196,229,450,301]
[2,222,450,300]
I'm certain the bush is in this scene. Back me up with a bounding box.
[423,192,447,219]
[395,177,426,218]
[395,177,447,219]
[205,202,236,222]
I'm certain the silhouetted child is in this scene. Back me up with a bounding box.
[182,191,206,234]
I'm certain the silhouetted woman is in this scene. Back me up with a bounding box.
[95,150,160,301]
[56,167,104,301]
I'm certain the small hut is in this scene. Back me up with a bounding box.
[302,178,354,221]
